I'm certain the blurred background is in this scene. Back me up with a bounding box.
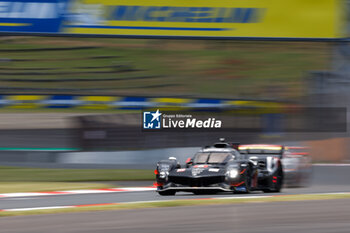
[0,38,347,167]
[0,0,349,189]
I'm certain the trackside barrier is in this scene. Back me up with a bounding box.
[0,95,285,110]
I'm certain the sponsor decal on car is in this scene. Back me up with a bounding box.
[194,165,209,168]
[176,168,186,172]
[209,168,220,172]
[192,167,205,176]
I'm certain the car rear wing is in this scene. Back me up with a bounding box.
[238,144,284,155]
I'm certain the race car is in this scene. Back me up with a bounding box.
[154,139,284,196]
[238,144,312,187]
[283,147,312,187]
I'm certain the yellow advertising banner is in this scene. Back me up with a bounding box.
[62,0,344,39]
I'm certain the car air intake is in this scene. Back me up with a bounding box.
[168,176,225,187]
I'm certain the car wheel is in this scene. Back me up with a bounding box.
[234,169,252,194]
[263,164,283,193]
[158,190,176,196]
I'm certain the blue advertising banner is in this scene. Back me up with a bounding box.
[0,94,285,111]
[0,0,69,33]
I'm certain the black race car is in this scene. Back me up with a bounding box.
[155,139,284,195]
[238,144,312,187]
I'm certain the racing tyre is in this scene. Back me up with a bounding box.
[158,190,176,196]
[263,164,283,193]
[234,168,252,194]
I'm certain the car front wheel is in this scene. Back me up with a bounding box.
[234,168,252,194]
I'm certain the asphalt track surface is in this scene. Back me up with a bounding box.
[2,199,350,233]
[1,165,350,233]
[1,165,350,210]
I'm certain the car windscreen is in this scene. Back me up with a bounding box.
[193,152,230,164]
[208,153,230,163]
[193,152,210,164]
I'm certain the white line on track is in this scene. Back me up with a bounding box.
[215,196,272,199]
[313,163,350,166]
[2,192,350,213]
[3,206,74,212]
[0,187,156,199]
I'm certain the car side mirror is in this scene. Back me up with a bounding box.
[186,157,193,167]
[186,157,192,164]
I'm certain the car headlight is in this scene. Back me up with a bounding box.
[159,171,168,179]
[227,168,239,179]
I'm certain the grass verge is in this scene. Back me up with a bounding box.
[1,193,350,217]
[0,166,154,182]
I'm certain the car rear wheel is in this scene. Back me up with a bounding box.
[158,190,176,196]
[263,164,283,193]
